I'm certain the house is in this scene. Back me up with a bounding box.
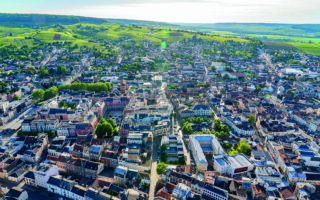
[193,104,212,116]
[33,164,59,188]
[101,150,118,168]
[114,166,128,186]
[171,183,192,200]
[202,185,228,200]
[5,187,28,200]
[24,171,36,186]
[113,166,138,187]
[47,175,75,199]
[161,135,185,162]
[157,182,176,200]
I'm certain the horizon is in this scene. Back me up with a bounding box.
[2,0,320,24]
[1,13,320,25]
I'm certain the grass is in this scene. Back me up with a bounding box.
[1,21,320,55]
[288,42,320,55]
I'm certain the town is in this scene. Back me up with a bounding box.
[0,21,320,200]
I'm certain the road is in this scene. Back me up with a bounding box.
[259,49,280,96]
[175,119,191,165]
[149,137,160,200]
[1,106,38,143]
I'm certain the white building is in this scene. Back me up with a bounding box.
[189,135,225,172]
[161,135,185,161]
[171,183,192,200]
[34,164,59,188]
[213,154,254,177]
[192,104,212,116]
[202,185,228,200]
[221,115,255,136]
[47,175,75,199]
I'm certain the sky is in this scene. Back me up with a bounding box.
[1,0,320,23]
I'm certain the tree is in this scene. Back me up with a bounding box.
[254,87,261,94]
[181,119,186,126]
[229,139,252,156]
[95,118,115,138]
[156,162,167,175]
[57,65,68,76]
[220,125,230,134]
[44,86,58,100]
[105,123,114,137]
[248,114,256,125]
[211,112,215,118]
[38,68,49,78]
[214,119,221,130]
[95,122,107,138]
[239,139,252,156]
[182,122,193,134]
[160,144,168,153]
[223,74,230,80]
[179,157,186,165]
[160,154,167,163]
[107,118,117,129]
[31,89,44,101]
[12,95,20,101]
[173,112,177,119]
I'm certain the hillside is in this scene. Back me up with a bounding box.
[0,13,107,26]
[1,14,320,55]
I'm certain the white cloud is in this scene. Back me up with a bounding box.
[11,0,320,23]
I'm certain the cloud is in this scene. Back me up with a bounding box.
[2,0,320,23]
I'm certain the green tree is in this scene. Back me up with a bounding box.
[95,122,107,138]
[107,118,117,129]
[214,119,221,130]
[38,68,49,78]
[57,65,68,76]
[160,144,168,153]
[220,125,230,134]
[44,86,58,100]
[105,122,114,137]
[248,114,256,125]
[173,112,177,119]
[182,122,193,134]
[156,162,167,175]
[31,89,44,101]
[160,154,167,163]
[254,87,261,94]
[12,95,20,101]
[211,112,215,118]
[179,157,186,165]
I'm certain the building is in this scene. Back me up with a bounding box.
[213,154,254,177]
[5,187,28,200]
[33,164,59,188]
[161,135,185,162]
[193,104,212,116]
[202,185,228,200]
[221,115,255,136]
[189,135,225,172]
[47,175,75,199]
[171,183,192,200]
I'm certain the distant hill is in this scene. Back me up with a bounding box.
[178,23,320,38]
[0,13,107,26]
[106,18,180,29]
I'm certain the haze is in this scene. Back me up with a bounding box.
[2,0,320,23]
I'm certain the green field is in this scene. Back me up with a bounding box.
[1,14,320,55]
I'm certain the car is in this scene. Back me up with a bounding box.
[19,116,25,120]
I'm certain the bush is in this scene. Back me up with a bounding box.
[156,162,167,175]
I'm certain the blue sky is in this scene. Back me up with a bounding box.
[2,0,320,23]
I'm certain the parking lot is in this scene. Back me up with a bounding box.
[105,111,123,127]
